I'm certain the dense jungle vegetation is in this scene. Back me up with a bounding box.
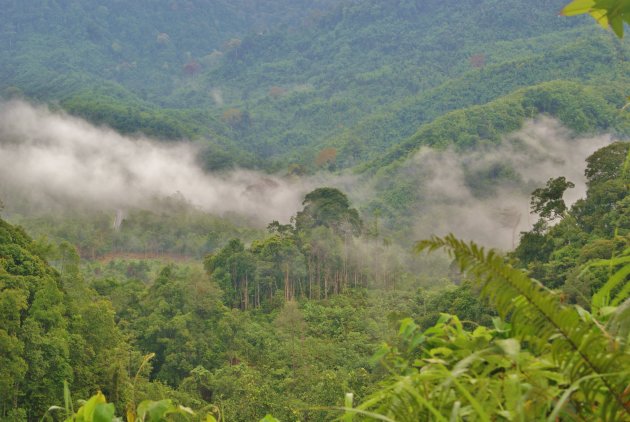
[1,0,630,421]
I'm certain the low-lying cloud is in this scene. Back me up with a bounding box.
[0,100,309,223]
[0,101,616,251]
[403,117,613,249]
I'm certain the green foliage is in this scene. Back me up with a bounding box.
[585,141,630,187]
[411,283,496,330]
[204,188,373,309]
[530,176,575,221]
[46,388,195,422]
[369,80,629,174]
[85,254,407,420]
[563,0,630,37]
[514,142,630,289]
[355,81,630,243]
[10,203,261,261]
[197,0,601,165]
[61,94,205,140]
[10,135,629,422]
[3,2,630,421]
[413,235,630,420]
[0,218,131,420]
[347,234,630,420]
[0,0,342,102]
[346,33,625,168]
[66,392,115,422]
[295,187,363,236]
[3,0,623,175]
[588,247,630,311]
[347,314,564,421]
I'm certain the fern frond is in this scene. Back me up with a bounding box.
[353,374,448,421]
[416,235,630,420]
[589,250,630,310]
[607,298,630,340]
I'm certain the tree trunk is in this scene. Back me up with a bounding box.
[285,262,290,301]
[308,256,313,300]
[244,272,249,310]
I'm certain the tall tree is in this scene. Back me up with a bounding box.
[295,188,362,236]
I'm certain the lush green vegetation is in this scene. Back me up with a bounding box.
[514,142,630,293]
[350,233,630,420]
[0,217,131,420]
[1,0,630,420]
[3,0,627,172]
[3,142,630,420]
[0,0,342,101]
[0,207,455,420]
[7,202,262,261]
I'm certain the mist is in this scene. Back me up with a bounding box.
[0,101,615,251]
[0,100,310,223]
[402,117,613,249]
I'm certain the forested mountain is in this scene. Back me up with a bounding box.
[1,0,630,420]
[0,0,342,100]
[3,0,626,171]
[195,0,608,162]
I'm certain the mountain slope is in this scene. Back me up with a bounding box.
[172,0,624,168]
[0,0,342,100]
[361,79,630,243]
[1,0,627,174]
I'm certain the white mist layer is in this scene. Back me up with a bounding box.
[405,117,613,250]
[0,102,616,250]
[0,101,308,222]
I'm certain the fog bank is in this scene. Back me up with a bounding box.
[405,117,612,249]
[0,101,309,223]
[0,102,615,250]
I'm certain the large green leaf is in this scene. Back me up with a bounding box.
[92,404,116,422]
[71,393,107,422]
[562,0,630,37]
[135,399,194,422]
[136,400,174,422]
[562,0,597,15]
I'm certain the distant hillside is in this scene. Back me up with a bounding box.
[365,79,630,214]
[1,0,628,174]
[333,34,629,168]
[181,0,622,167]
[0,0,342,101]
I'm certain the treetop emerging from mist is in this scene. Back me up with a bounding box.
[295,187,363,236]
